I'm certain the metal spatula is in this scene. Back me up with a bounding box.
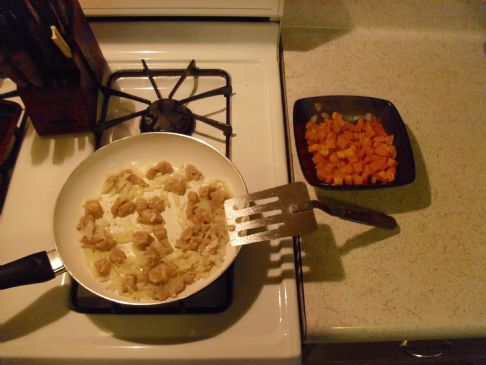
[224,182,397,246]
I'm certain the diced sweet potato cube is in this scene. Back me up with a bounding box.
[372,122,387,136]
[387,158,398,168]
[352,161,364,173]
[344,175,353,185]
[385,167,396,182]
[347,154,358,164]
[308,144,320,153]
[353,175,365,185]
[374,143,390,157]
[336,135,350,149]
[342,164,354,175]
[365,122,375,138]
[332,176,344,185]
[329,153,339,164]
[385,135,395,145]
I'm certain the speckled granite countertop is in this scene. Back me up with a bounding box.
[281,0,486,343]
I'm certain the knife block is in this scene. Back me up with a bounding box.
[17,0,107,136]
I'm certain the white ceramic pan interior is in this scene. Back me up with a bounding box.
[54,133,247,305]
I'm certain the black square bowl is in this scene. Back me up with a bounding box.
[293,95,415,190]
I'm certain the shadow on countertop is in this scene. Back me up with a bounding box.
[281,0,352,52]
[295,127,428,283]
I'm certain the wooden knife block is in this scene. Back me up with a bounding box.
[17,0,107,136]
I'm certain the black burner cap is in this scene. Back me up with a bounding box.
[140,98,195,135]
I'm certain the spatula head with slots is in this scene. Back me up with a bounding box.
[224,182,317,246]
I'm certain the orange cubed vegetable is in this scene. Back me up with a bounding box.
[305,111,398,186]
[329,152,339,164]
[365,122,375,138]
[352,161,364,173]
[333,176,344,186]
[336,134,350,149]
[373,143,390,157]
[387,158,398,168]
[385,167,396,182]
[372,122,387,136]
[385,135,395,145]
[353,175,365,185]
[308,143,320,153]
[342,164,354,175]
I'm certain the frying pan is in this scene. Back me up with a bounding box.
[0,133,247,305]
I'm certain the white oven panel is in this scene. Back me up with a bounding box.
[80,0,283,18]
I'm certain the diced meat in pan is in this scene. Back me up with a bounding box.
[109,247,127,264]
[77,214,94,231]
[148,263,170,284]
[111,197,136,217]
[148,196,165,213]
[83,200,103,219]
[163,176,187,196]
[94,257,111,276]
[121,274,137,293]
[146,161,174,179]
[167,276,186,297]
[185,164,203,181]
[132,230,154,250]
[151,285,169,301]
[153,224,168,241]
[81,236,116,251]
[135,198,148,213]
[137,208,164,225]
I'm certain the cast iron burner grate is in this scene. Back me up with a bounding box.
[70,59,235,315]
[0,90,28,213]
[94,59,233,157]
[70,265,234,314]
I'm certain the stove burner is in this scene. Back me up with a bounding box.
[95,59,233,155]
[140,98,196,135]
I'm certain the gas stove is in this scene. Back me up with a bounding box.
[0,2,301,364]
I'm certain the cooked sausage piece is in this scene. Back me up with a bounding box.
[109,248,127,264]
[132,231,154,250]
[124,170,148,187]
[148,263,169,284]
[111,197,136,217]
[81,236,116,251]
[84,200,104,219]
[153,224,168,241]
[137,208,164,225]
[77,214,94,231]
[185,164,203,181]
[163,176,187,196]
[146,161,174,179]
[167,276,186,297]
[151,285,169,301]
[135,198,148,213]
[121,274,137,293]
[148,196,165,213]
[94,258,111,276]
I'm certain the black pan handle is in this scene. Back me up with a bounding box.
[0,251,57,289]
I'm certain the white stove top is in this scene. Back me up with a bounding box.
[0,21,301,364]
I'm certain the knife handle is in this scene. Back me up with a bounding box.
[0,52,28,87]
[9,50,44,87]
[306,200,398,230]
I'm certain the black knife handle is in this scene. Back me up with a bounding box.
[308,200,398,230]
